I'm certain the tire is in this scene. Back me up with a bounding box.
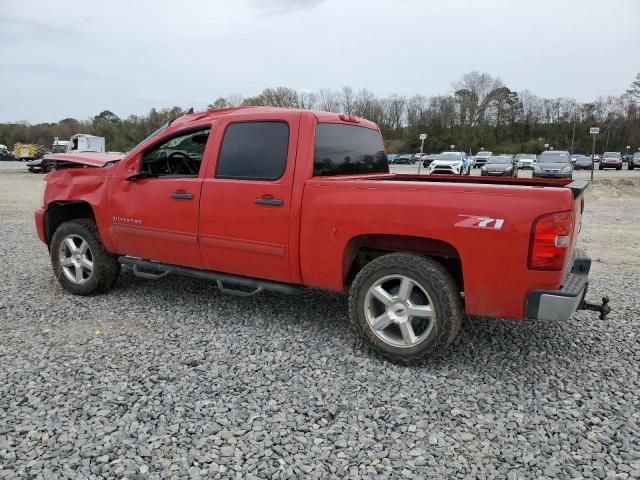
[348,253,463,364]
[50,219,120,295]
[43,163,55,173]
[599,165,604,170]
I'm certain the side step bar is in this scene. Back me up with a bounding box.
[119,256,304,296]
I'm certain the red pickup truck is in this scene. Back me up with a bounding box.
[35,107,608,363]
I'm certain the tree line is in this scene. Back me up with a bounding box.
[2,72,639,156]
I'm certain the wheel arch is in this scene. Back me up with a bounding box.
[44,201,97,244]
[343,234,464,291]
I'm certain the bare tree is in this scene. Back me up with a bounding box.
[297,90,318,110]
[317,88,341,112]
[340,86,355,114]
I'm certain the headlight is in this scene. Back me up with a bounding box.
[481,166,487,171]
[533,165,542,171]
[561,166,571,173]
[505,166,513,171]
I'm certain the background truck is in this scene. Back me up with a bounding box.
[52,137,70,153]
[13,143,39,160]
[35,107,609,363]
[68,134,105,153]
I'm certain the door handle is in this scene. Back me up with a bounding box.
[254,197,284,206]
[170,192,194,200]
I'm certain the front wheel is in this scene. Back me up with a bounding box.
[50,219,120,295]
[349,253,463,364]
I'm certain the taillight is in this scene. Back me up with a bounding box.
[528,211,574,271]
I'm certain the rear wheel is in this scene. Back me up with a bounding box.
[349,253,463,364]
[50,219,120,295]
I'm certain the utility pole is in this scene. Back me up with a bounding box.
[570,122,576,155]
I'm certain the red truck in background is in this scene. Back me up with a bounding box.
[34,107,609,363]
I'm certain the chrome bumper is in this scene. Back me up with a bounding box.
[526,250,590,321]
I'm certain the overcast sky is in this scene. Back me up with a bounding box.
[1,0,638,123]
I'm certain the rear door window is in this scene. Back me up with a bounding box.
[215,121,289,180]
[314,124,388,176]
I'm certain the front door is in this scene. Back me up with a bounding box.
[199,115,299,283]
[107,127,212,268]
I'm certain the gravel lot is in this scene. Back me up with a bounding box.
[1,161,639,479]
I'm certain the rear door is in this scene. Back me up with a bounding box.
[199,113,300,282]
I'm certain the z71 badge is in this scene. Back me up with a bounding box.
[455,215,504,230]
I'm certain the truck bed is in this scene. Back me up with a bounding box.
[367,174,588,198]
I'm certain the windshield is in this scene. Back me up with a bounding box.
[489,156,513,164]
[476,151,492,157]
[51,145,67,153]
[437,152,461,161]
[313,124,388,176]
[538,152,570,163]
[516,154,535,159]
[603,152,620,158]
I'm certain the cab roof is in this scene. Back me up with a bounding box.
[172,106,380,130]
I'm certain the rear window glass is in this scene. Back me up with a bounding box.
[314,124,388,176]
[216,121,289,180]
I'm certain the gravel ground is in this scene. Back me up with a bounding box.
[1,161,639,479]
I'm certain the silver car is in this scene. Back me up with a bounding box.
[533,151,573,179]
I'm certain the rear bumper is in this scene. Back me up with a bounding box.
[525,250,590,321]
[35,208,46,244]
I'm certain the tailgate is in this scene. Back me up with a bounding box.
[564,180,589,279]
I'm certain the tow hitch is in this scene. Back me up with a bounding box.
[579,296,611,320]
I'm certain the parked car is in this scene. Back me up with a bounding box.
[35,106,607,363]
[628,152,640,170]
[570,153,588,165]
[515,153,536,169]
[412,153,428,163]
[421,154,437,168]
[599,152,622,170]
[473,151,493,167]
[573,155,594,170]
[0,145,15,161]
[533,151,573,179]
[26,158,50,173]
[428,151,471,175]
[393,154,414,165]
[481,155,518,177]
